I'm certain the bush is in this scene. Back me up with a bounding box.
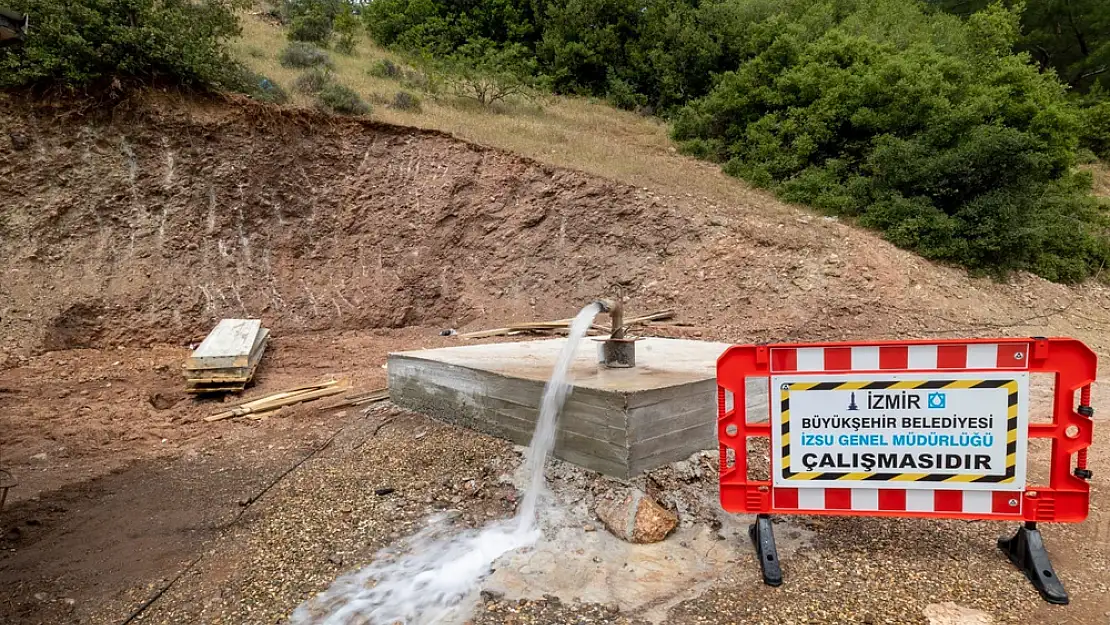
[1079,99,1110,160]
[434,39,539,106]
[670,3,1110,281]
[0,0,244,90]
[370,59,403,79]
[333,3,360,54]
[317,82,370,115]
[605,71,645,111]
[293,67,333,94]
[279,42,333,69]
[391,90,422,111]
[288,9,332,45]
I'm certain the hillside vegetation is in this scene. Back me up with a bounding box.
[3,0,1110,283]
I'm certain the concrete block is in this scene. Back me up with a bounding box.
[388,337,769,478]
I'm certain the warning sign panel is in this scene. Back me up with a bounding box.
[771,372,1029,490]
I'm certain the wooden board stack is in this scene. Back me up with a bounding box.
[184,319,270,393]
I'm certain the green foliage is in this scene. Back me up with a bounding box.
[370,59,404,79]
[605,70,645,111]
[279,42,334,69]
[934,0,1110,92]
[317,82,370,114]
[293,67,333,94]
[362,0,537,56]
[289,9,333,45]
[1078,93,1110,159]
[391,90,422,111]
[0,0,245,90]
[333,3,361,54]
[283,0,346,22]
[673,2,1109,280]
[431,39,539,105]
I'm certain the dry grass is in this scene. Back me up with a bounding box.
[231,14,796,217]
[1088,162,1110,198]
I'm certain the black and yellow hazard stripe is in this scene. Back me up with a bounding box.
[780,379,1019,483]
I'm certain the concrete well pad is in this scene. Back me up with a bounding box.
[387,337,767,478]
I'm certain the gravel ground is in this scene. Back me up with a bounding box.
[61,399,1105,625]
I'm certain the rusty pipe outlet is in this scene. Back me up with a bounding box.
[595,297,635,368]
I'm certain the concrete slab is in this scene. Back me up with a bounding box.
[388,338,768,478]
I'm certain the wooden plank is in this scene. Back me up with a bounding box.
[185,319,263,370]
[206,385,347,421]
[187,383,247,394]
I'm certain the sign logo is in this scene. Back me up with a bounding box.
[847,392,859,411]
[928,392,946,409]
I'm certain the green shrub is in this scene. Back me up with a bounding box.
[1079,100,1110,160]
[279,42,333,69]
[0,0,244,90]
[317,82,370,115]
[288,9,332,45]
[391,90,422,111]
[671,4,1110,281]
[370,59,403,79]
[605,71,645,111]
[293,67,333,94]
[434,39,538,106]
[332,3,360,54]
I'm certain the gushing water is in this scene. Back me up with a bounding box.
[290,303,603,625]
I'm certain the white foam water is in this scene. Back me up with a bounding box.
[289,303,603,625]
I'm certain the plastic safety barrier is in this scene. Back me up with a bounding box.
[716,337,1096,604]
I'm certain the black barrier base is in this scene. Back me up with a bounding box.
[748,514,783,587]
[998,522,1069,605]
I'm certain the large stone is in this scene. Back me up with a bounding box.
[595,488,677,544]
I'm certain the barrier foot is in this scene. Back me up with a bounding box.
[748,514,783,587]
[998,522,1069,605]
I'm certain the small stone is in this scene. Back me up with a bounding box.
[583,523,596,532]
[327,554,344,566]
[375,487,395,496]
[605,602,621,614]
[237,498,250,507]
[595,488,677,544]
[33,593,48,602]
[480,589,504,602]
[30,453,47,462]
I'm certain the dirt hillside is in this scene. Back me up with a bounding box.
[3,93,1109,360]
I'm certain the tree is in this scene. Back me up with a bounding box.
[934,0,1110,91]
[432,39,538,105]
[333,3,361,54]
[0,0,246,90]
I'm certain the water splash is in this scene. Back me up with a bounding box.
[290,302,603,625]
